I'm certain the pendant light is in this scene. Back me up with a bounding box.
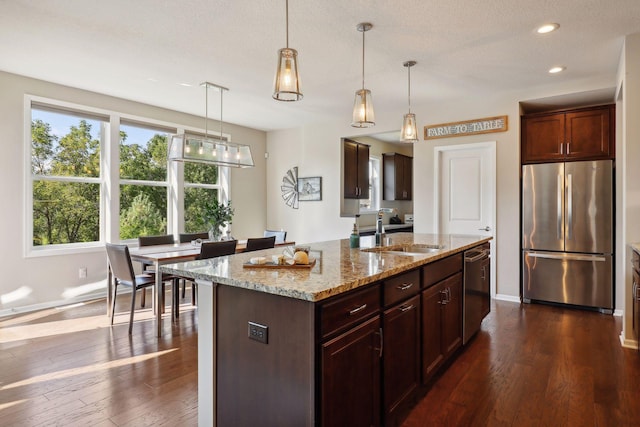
[351,22,375,128]
[273,0,302,101]
[400,61,418,142]
[169,82,255,168]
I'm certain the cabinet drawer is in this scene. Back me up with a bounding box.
[422,253,463,289]
[633,250,640,271]
[320,285,381,339]
[384,269,420,306]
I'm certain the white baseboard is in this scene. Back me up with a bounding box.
[620,332,639,350]
[0,290,108,318]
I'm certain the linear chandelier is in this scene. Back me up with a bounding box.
[169,82,254,168]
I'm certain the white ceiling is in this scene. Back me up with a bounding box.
[2,0,639,132]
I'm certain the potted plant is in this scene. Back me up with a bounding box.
[203,198,234,241]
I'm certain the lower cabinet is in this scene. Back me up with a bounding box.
[321,316,382,427]
[383,294,421,426]
[632,251,640,345]
[422,269,463,384]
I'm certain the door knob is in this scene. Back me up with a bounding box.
[478,226,491,231]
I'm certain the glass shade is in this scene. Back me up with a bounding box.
[400,113,419,142]
[169,135,255,168]
[351,88,375,128]
[273,48,303,101]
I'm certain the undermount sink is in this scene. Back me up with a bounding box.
[363,243,445,255]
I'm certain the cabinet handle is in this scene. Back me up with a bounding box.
[399,304,414,312]
[446,287,451,303]
[374,327,383,358]
[348,304,367,316]
[560,142,563,155]
[481,266,486,281]
[397,283,414,291]
[439,290,447,305]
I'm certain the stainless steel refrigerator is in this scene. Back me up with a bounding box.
[522,160,613,312]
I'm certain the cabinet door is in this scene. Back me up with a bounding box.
[344,140,360,199]
[357,142,370,199]
[421,282,445,384]
[521,113,565,163]
[321,316,381,427]
[402,155,412,200]
[442,273,463,357]
[383,153,412,201]
[383,295,420,425]
[565,107,612,160]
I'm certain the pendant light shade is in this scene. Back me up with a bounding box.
[400,60,419,142]
[273,0,302,101]
[351,22,375,128]
[169,82,255,168]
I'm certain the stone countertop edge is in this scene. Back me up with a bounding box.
[160,233,491,303]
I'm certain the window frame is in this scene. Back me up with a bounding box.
[358,155,381,214]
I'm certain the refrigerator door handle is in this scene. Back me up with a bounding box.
[567,174,573,240]
[526,252,607,262]
[557,174,563,240]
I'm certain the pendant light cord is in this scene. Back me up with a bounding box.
[361,29,365,89]
[205,84,209,138]
[220,87,224,140]
[285,0,289,48]
[407,65,411,113]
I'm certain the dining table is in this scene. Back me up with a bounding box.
[107,239,295,337]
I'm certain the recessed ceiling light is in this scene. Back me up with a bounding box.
[537,23,560,34]
[548,66,566,74]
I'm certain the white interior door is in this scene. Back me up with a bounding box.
[435,141,496,295]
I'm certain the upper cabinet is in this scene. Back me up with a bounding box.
[521,105,615,164]
[344,139,370,199]
[383,152,412,200]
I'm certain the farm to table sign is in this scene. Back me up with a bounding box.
[424,115,508,140]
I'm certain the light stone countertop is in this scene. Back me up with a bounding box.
[160,232,491,302]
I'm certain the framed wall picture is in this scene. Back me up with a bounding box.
[298,177,322,201]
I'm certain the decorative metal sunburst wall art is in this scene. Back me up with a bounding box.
[281,166,299,209]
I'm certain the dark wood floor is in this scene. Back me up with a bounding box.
[1,292,639,426]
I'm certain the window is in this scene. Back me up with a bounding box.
[183,134,228,234]
[119,122,173,240]
[31,105,105,247]
[359,156,380,212]
[27,98,231,255]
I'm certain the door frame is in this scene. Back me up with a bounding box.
[433,141,497,297]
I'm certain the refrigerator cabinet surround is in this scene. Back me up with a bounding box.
[522,251,613,311]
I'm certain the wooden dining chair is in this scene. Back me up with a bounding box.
[137,234,177,309]
[245,236,276,252]
[264,229,287,243]
[179,232,210,243]
[105,243,176,334]
[180,240,239,307]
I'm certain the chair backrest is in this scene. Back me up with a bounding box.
[105,243,136,285]
[179,232,210,243]
[198,240,237,259]
[245,236,276,252]
[138,234,174,247]
[263,229,287,243]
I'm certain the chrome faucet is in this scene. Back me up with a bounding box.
[375,208,396,246]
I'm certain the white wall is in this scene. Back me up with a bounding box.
[617,33,640,346]
[266,76,623,301]
[0,71,267,313]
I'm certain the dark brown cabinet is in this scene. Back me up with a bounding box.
[421,254,463,384]
[383,152,413,200]
[382,270,421,426]
[344,139,370,199]
[321,316,382,427]
[521,105,614,164]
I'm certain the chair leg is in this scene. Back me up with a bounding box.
[181,279,186,298]
[140,287,146,308]
[111,282,118,325]
[192,281,197,306]
[129,287,137,335]
[173,279,180,320]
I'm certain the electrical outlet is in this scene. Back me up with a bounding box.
[248,321,268,344]
[79,267,87,279]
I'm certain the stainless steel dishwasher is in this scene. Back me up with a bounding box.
[463,244,490,344]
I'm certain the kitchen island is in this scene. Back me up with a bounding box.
[161,233,491,427]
